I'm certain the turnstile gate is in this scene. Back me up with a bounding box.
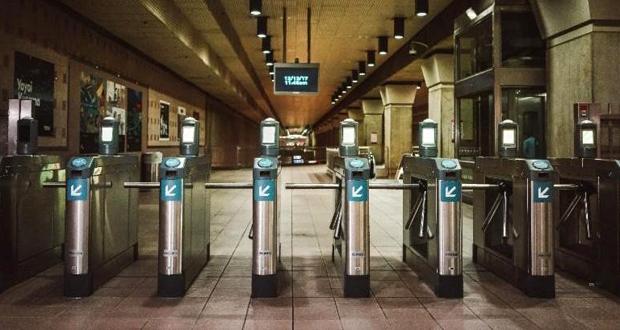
[551,157,620,295]
[402,156,463,298]
[472,158,557,298]
[0,155,65,292]
[126,117,211,297]
[63,154,140,297]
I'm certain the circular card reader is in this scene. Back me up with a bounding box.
[441,159,457,170]
[349,159,365,169]
[532,160,549,170]
[257,158,274,168]
[165,158,181,168]
[71,157,88,168]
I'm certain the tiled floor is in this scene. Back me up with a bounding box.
[1,165,620,329]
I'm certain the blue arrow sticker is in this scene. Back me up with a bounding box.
[348,179,368,202]
[440,180,461,203]
[533,181,553,203]
[254,178,276,202]
[67,178,89,201]
[160,178,183,202]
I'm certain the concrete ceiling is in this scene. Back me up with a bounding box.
[59,0,453,127]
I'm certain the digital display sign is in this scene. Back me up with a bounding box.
[274,63,319,94]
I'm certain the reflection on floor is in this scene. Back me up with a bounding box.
[0,165,619,329]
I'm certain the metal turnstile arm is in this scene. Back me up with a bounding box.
[368,183,419,190]
[124,182,160,189]
[404,192,425,230]
[482,192,503,233]
[42,181,67,188]
[462,183,500,191]
[583,191,592,239]
[285,183,339,189]
[204,182,253,189]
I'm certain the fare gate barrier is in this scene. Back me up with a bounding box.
[124,118,210,297]
[550,120,620,295]
[0,117,65,292]
[44,117,140,297]
[469,120,579,298]
[204,118,282,298]
[286,179,419,298]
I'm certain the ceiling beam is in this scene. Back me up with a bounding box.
[139,0,271,120]
[203,0,281,123]
[314,0,473,127]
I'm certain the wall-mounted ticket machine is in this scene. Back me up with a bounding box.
[252,118,281,297]
[401,119,464,298]
[472,120,557,298]
[551,119,620,295]
[63,117,140,297]
[1,117,65,293]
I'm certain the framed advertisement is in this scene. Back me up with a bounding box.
[159,101,170,140]
[13,51,55,136]
[126,88,142,152]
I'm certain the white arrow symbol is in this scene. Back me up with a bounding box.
[445,186,457,198]
[165,184,177,197]
[259,185,271,197]
[70,184,82,197]
[352,186,363,198]
[537,187,550,199]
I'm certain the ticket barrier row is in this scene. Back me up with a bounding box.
[0,117,65,292]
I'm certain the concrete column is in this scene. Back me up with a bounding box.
[380,85,417,176]
[532,0,620,157]
[361,99,384,164]
[421,53,455,157]
[347,108,366,146]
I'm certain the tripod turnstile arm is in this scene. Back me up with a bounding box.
[583,191,592,240]
[369,183,419,190]
[405,192,425,230]
[482,191,503,233]
[418,190,428,238]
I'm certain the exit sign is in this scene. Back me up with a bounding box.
[274,63,319,95]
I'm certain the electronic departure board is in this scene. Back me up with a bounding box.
[273,63,319,95]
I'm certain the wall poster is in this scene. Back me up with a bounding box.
[126,88,142,152]
[106,81,127,151]
[79,72,105,153]
[159,101,170,140]
[13,51,55,136]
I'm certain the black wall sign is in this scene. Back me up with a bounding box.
[13,51,55,136]
[274,63,319,94]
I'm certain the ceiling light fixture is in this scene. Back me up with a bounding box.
[265,52,274,66]
[352,70,359,83]
[346,77,353,89]
[367,50,376,67]
[394,17,405,39]
[358,61,366,76]
[415,0,429,17]
[257,16,268,38]
[378,36,388,55]
[269,64,275,75]
[261,36,272,53]
[249,0,262,16]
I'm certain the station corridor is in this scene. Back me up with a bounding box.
[0,165,617,330]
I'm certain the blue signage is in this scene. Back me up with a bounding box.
[440,180,461,203]
[254,179,276,202]
[348,179,368,202]
[160,178,183,202]
[67,178,89,201]
[533,181,553,203]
